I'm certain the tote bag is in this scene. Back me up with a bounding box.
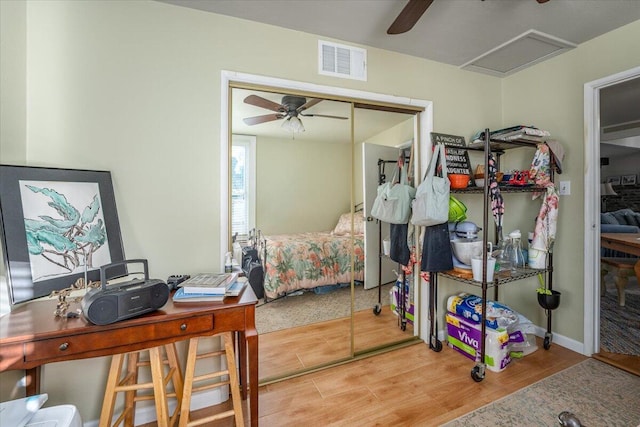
[411,144,450,226]
[371,167,416,224]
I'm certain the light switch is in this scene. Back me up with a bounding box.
[559,180,570,195]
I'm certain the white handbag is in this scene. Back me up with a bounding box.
[371,166,416,225]
[411,144,450,227]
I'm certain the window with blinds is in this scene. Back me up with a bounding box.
[231,135,256,239]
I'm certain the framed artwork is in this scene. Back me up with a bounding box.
[606,176,621,185]
[0,165,126,305]
[622,174,637,186]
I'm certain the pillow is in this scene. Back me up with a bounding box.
[601,212,617,225]
[625,212,640,227]
[611,211,630,225]
[333,213,365,235]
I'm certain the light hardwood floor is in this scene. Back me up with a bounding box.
[164,308,587,427]
[260,305,415,381]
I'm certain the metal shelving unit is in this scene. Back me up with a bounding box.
[432,128,557,382]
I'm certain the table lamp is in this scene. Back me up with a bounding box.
[600,182,617,212]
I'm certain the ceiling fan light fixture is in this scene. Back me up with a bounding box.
[282,116,305,133]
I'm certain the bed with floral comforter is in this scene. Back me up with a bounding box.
[263,214,365,300]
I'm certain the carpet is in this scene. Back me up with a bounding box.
[444,358,640,427]
[600,285,640,356]
[255,282,393,334]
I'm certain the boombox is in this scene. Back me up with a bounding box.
[82,259,169,325]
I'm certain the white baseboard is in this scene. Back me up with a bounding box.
[82,386,229,427]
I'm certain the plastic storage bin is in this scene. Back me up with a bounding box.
[26,404,83,427]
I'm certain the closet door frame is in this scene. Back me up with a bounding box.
[219,70,434,370]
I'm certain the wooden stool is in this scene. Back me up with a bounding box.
[601,257,639,306]
[100,343,183,427]
[179,332,244,427]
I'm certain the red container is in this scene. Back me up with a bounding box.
[449,174,470,189]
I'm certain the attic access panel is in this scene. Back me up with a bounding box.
[461,30,576,77]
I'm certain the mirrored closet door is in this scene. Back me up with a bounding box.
[353,106,418,354]
[229,84,424,383]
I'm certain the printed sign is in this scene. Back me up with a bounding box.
[431,133,472,175]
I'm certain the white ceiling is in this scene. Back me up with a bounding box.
[160,0,640,69]
[160,0,640,154]
[161,0,640,66]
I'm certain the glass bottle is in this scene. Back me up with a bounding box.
[496,236,512,272]
[507,230,525,272]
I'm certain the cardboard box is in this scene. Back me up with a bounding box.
[446,312,511,372]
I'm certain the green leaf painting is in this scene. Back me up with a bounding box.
[22,183,108,280]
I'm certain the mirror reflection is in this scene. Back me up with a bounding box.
[230,87,420,382]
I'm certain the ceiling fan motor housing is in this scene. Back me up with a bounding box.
[281,95,307,115]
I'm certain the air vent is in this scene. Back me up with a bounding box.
[460,30,576,77]
[318,40,367,81]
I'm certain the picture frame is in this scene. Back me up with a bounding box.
[431,132,472,176]
[621,174,637,186]
[606,176,621,185]
[0,165,126,305]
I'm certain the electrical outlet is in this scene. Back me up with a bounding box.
[559,180,570,195]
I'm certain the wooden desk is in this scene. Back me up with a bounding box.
[601,232,640,282]
[0,287,259,426]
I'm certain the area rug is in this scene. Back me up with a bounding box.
[255,283,393,334]
[600,286,640,356]
[443,358,640,427]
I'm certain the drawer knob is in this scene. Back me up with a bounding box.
[59,342,69,351]
[180,323,187,331]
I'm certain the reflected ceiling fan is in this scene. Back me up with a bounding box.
[387,0,550,35]
[242,94,348,133]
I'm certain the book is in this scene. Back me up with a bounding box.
[172,287,226,303]
[225,278,248,297]
[180,272,238,295]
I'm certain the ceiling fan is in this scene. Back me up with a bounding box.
[242,94,348,133]
[387,0,550,35]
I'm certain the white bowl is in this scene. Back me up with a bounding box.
[475,178,485,187]
[451,239,484,265]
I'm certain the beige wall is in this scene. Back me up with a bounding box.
[1,0,637,421]
[255,136,351,234]
[601,152,640,179]
[0,0,26,164]
[497,20,640,343]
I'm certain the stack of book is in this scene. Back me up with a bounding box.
[172,272,246,303]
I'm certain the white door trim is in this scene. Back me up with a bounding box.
[583,66,640,355]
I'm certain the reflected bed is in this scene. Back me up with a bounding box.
[263,214,365,300]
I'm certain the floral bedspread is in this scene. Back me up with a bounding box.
[263,232,365,299]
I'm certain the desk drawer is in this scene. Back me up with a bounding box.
[25,315,213,363]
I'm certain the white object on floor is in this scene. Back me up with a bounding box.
[25,404,82,427]
[0,394,48,427]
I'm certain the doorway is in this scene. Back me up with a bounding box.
[584,66,640,373]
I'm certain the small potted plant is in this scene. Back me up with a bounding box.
[536,275,560,310]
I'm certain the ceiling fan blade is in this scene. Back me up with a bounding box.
[297,98,322,112]
[536,0,550,3]
[300,113,349,120]
[243,94,284,112]
[387,0,434,35]
[243,113,284,126]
